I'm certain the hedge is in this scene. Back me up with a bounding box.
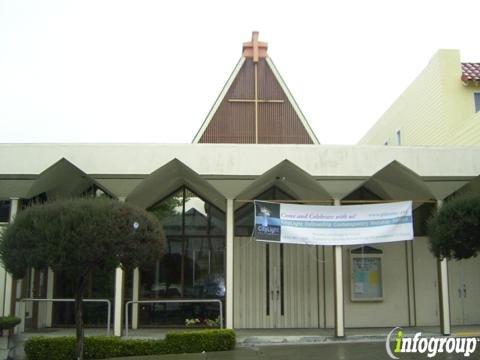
[24,329,235,360]
[165,329,236,353]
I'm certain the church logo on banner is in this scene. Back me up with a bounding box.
[254,201,281,242]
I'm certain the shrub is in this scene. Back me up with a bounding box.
[428,194,480,260]
[25,337,166,360]
[25,337,76,360]
[165,329,236,353]
[0,316,21,330]
[24,329,235,360]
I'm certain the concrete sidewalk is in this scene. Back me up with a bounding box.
[13,326,480,359]
[105,342,480,360]
[235,326,480,346]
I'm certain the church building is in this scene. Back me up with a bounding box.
[0,32,480,338]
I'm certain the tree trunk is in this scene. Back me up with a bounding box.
[75,278,86,360]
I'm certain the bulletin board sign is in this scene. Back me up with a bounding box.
[350,253,383,301]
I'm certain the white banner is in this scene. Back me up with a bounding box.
[254,200,413,245]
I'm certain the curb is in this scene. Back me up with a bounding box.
[236,333,443,346]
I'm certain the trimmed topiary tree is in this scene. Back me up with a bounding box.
[427,194,480,260]
[0,198,165,360]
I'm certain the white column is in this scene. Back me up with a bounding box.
[333,199,344,337]
[15,279,24,334]
[436,199,451,335]
[225,198,234,329]
[132,268,139,329]
[114,196,126,336]
[114,267,124,336]
[4,198,19,317]
[45,268,54,327]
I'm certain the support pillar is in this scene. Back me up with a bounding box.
[15,279,24,334]
[114,196,126,336]
[114,267,124,336]
[225,198,234,329]
[132,268,139,329]
[4,198,19,317]
[45,268,54,327]
[333,199,344,338]
[436,199,451,335]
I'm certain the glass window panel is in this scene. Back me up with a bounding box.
[150,189,183,236]
[183,237,225,299]
[184,189,208,235]
[0,200,10,222]
[208,205,226,235]
[53,270,114,327]
[140,237,184,299]
[141,187,225,327]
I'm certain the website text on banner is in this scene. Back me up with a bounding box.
[253,201,413,246]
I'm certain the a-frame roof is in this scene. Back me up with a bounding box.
[192,32,319,144]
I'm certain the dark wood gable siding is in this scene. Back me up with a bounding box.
[199,58,314,144]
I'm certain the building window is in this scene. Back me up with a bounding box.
[396,129,401,145]
[0,200,11,223]
[139,186,226,327]
[475,93,480,113]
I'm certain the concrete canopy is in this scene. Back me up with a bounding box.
[126,159,226,211]
[346,161,434,206]
[447,174,480,198]
[317,179,366,201]
[26,158,115,200]
[0,178,33,200]
[234,160,331,208]
[423,178,471,200]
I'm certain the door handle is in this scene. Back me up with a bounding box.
[458,288,462,298]
[271,290,274,301]
[276,289,280,301]
[464,285,467,298]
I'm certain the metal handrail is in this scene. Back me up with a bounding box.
[19,298,111,335]
[125,299,223,337]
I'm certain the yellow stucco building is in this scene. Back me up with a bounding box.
[359,50,480,146]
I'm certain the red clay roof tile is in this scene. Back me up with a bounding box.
[461,63,480,84]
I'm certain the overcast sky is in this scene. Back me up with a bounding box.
[1,0,479,144]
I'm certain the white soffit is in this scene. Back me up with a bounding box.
[360,161,434,201]
[27,158,115,199]
[425,180,469,200]
[126,159,225,210]
[235,160,331,206]
[318,179,366,200]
